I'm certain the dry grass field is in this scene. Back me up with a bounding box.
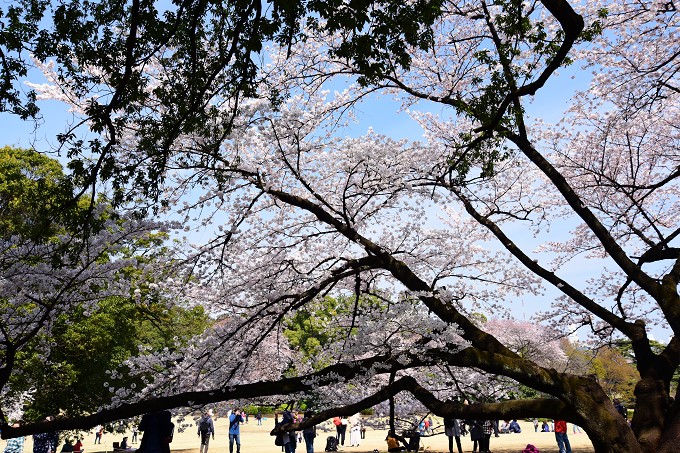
[3,417,595,453]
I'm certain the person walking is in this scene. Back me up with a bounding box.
[444,416,463,453]
[94,426,103,445]
[197,411,215,453]
[554,420,572,453]
[228,408,244,453]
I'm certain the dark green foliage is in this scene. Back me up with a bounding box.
[12,297,208,421]
[309,0,444,85]
[0,146,210,420]
[0,146,76,241]
[283,294,384,369]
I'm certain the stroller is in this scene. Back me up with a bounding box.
[324,436,339,451]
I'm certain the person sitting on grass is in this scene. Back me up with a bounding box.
[119,437,131,450]
[509,420,522,433]
[385,430,406,452]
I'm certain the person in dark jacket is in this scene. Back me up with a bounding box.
[138,410,174,453]
[302,411,316,453]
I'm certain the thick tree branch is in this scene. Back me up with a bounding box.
[445,182,641,340]
[475,0,584,134]
[264,186,518,358]
[506,133,667,310]
[273,375,574,434]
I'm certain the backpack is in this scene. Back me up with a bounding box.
[199,418,211,432]
[522,444,540,453]
[325,436,338,451]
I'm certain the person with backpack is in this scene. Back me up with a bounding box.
[197,411,214,453]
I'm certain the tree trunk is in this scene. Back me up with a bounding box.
[632,376,672,452]
[569,376,642,453]
[657,409,680,453]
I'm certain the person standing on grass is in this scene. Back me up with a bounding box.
[554,420,572,453]
[613,399,628,422]
[4,422,24,453]
[94,426,103,445]
[302,411,316,453]
[138,410,174,453]
[332,416,342,446]
[228,407,244,453]
[280,410,297,453]
[349,413,362,447]
[468,419,483,453]
[34,417,58,453]
[479,419,494,453]
[444,416,463,453]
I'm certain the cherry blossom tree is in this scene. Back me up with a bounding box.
[1,0,679,452]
